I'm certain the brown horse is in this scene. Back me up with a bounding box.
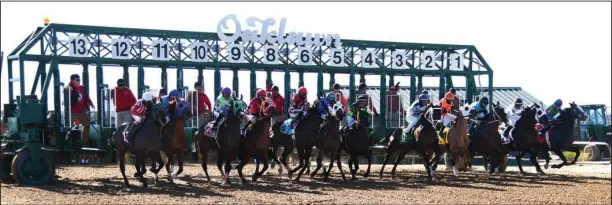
[310,103,347,181]
[433,106,470,175]
[237,98,277,184]
[160,99,193,184]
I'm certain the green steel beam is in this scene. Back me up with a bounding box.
[214,66,220,99]
[232,68,239,98]
[19,59,25,103]
[250,67,256,98]
[7,60,14,106]
[177,65,184,92]
[96,64,103,124]
[137,65,144,98]
[266,70,272,88]
[317,68,323,96]
[298,71,304,87]
[349,68,355,104]
[329,72,335,90]
[284,67,291,119]
[122,65,129,88]
[29,62,45,96]
[161,66,168,91]
[82,63,90,93]
[410,75,416,103]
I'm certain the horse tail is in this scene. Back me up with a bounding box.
[379,128,395,144]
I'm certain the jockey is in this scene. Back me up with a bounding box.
[546,99,563,121]
[346,95,371,127]
[316,93,337,120]
[242,88,267,133]
[468,96,489,138]
[125,92,154,144]
[269,85,285,120]
[405,94,430,134]
[288,87,310,125]
[505,98,525,128]
[439,91,457,136]
[332,83,348,113]
[212,87,236,128]
[158,89,180,123]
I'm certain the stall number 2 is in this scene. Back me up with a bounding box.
[421,52,437,69]
[111,39,131,59]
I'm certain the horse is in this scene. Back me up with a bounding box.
[160,99,193,184]
[237,97,277,184]
[310,102,347,181]
[432,106,471,175]
[411,104,444,181]
[286,104,323,182]
[502,103,545,175]
[467,101,508,174]
[196,99,245,185]
[340,106,374,180]
[537,102,587,169]
[113,102,167,188]
[379,104,432,179]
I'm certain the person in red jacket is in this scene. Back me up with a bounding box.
[65,74,94,146]
[354,83,378,115]
[267,85,285,121]
[187,82,212,126]
[111,79,136,126]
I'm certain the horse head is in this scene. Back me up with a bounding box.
[331,102,345,120]
[563,102,588,122]
[173,99,194,120]
[151,103,167,125]
[487,101,508,124]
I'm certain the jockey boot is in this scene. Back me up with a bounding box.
[503,125,513,138]
[212,115,222,128]
[242,121,252,135]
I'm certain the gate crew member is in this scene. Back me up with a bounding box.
[66,74,95,146]
[387,82,405,127]
[268,85,285,121]
[353,83,378,115]
[112,79,137,126]
[187,82,212,126]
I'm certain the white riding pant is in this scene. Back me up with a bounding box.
[246,114,257,123]
[508,115,521,127]
[132,115,144,124]
[441,113,457,127]
[405,115,420,131]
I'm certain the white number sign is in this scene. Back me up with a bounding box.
[68,36,89,57]
[190,42,209,62]
[152,40,170,61]
[361,49,377,68]
[328,49,345,67]
[421,52,436,69]
[262,45,279,64]
[111,39,131,59]
[297,47,313,65]
[391,51,407,69]
[449,53,464,70]
[227,44,245,63]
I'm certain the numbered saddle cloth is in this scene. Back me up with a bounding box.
[399,127,416,145]
[501,127,514,145]
[203,122,218,138]
[438,127,450,145]
[280,119,297,136]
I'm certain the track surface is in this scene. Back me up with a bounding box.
[2,163,611,204]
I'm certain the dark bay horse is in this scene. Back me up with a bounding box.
[113,102,167,187]
[238,98,277,184]
[287,105,323,182]
[340,107,374,180]
[468,101,508,174]
[379,104,433,179]
[196,100,245,185]
[413,105,443,181]
[161,100,193,184]
[538,102,587,169]
[502,103,545,175]
[310,102,347,181]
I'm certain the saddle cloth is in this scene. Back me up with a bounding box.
[439,127,450,145]
[203,122,218,138]
[501,126,514,145]
[535,124,552,149]
[280,119,297,136]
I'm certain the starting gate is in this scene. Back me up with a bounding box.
[385,94,407,128]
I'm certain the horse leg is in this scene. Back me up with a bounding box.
[216,155,225,181]
[288,148,304,179]
[530,148,545,174]
[488,154,502,175]
[236,152,249,185]
[295,148,312,182]
[353,154,361,180]
[348,154,357,180]
[136,154,148,188]
[335,148,347,181]
[364,150,372,178]
[569,146,581,165]
[543,146,551,169]
[483,155,490,172]
[254,155,260,178]
[310,151,324,179]
[430,145,443,180]
[516,151,527,175]
[175,152,184,178]
[201,150,211,183]
[391,152,407,179]
[379,147,394,179]
[468,146,476,173]
[164,152,175,184]
[550,149,568,169]
[280,146,293,175]
[119,150,130,187]
[254,150,269,182]
[323,151,335,181]
[419,149,434,181]
[222,159,233,185]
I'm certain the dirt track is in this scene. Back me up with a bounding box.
[1,163,611,204]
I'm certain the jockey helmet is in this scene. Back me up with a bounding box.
[480,96,489,105]
[298,87,308,95]
[142,92,153,101]
[554,99,562,107]
[333,83,341,90]
[419,94,429,102]
[326,93,336,102]
[444,91,455,100]
[271,85,279,91]
[222,87,232,95]
[514,98,523,109]
[256,89,267,97]
[449,88,456,95]
[169,89,180,98]
[358,83,367,90]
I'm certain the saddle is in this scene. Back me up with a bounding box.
[123,122,144,145]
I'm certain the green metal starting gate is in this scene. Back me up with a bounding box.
[1,16,494,185]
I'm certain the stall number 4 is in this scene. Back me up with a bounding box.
[361,50,376,68]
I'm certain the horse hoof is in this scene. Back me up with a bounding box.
[241,180,249,186]
[351,177,357,180]
[278,167,283,175]
[363,173,370,178]
[544,164,549,169]
[519,172,527,176]
[142,183,148,188]
[251,176,258,182]
[287,173,294,180]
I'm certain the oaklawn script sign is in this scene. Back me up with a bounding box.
[62,14,465,70]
